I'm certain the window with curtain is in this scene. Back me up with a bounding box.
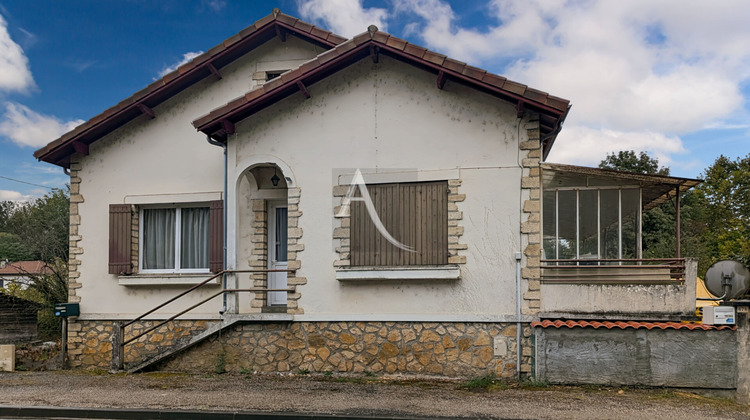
[141,206,210,272]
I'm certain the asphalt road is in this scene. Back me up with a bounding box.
[1,371,749,419]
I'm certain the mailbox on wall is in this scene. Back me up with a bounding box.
[54,303,79,317]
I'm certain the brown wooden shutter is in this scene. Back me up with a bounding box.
[108,204,132,274]
[209,200,224,273]
[351,181,447,266]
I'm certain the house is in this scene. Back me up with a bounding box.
[34,9,705,380]
[0,260,51,289]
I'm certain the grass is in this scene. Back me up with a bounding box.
[520,378,549,390]
[460,373,507,391]
[214,351,226,375]
[297,368,310,375]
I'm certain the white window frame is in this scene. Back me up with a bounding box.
[138,204,211,274]
[543,185,642,263]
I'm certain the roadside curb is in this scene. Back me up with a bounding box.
[0,405,436,420]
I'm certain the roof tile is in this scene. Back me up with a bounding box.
[222,33,243,48]
[318,49,339,65]
[403,43,427,58]
[423,51,446,66]
[524,87,547,103]
[546,95,570,112]
[298,57,321,75]
[276,14,298,26]
[335,39,357,55]
[177,60,196,75]
[502,79,527,96]
[461,65,486,80]
[327,33,347,44]
[280,70,298,84]
[532,319,735,331]
[482,73,506,88]
[161,70,181,84]
[238,24,258,38]
[352,31,371,45]
[245,87,265,102]
[205,44,225,57]
[293,20,314,33]
[310,26,330,40]
[262,76,284,93]
[371,31,389,44]
[254,14,275,28]
[442,57,466,73]
[385,36,407,51]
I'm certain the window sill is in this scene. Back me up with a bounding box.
[336,266,460,281]
[118,273,220,286]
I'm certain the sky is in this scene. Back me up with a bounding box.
[0,0,748,201]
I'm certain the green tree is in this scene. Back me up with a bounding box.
[599,150,670,176]
[0,188,70,340]
[0,232,35,262]
[695,154,750,270]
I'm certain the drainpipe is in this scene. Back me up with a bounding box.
[515,117,524,381]
[515,251,522,380]
[206,135,228,314]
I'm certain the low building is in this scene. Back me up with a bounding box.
[34,10,703,382]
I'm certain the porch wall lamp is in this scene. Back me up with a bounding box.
[271,167,280,187]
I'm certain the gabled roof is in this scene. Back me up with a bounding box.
[33,9,346,169]
[192,27,571,159]
[0,260,51,276]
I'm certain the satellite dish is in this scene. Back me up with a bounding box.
[704,260,750,300]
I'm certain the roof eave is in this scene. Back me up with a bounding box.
[194,38,569,140]
[34,14,345,168]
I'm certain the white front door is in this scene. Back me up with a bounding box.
[267,202,288,306]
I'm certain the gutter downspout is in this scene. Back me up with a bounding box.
[206,135,228,314]
[515,117,524,381]
[515,251,522,380]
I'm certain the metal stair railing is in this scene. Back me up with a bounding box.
[111,268,295,371]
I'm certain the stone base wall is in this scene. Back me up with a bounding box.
[163,321,528,378]
[67,320,211,369]
[69,320,530,377]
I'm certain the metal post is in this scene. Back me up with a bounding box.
[675,187,681,258]
[61,317,67,369]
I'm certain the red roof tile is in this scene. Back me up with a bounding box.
[0,261,51,276]
[532,319,735,331]
[33,9,345,168]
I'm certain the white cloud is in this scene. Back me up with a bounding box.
[0,102,84,148]
[158,51,204,77]
[389,0,750,167]
[0,13,34,93]
[546,125,686,168]
[0,189,33,202]
[202,0,226,12]
[297,0,388,38]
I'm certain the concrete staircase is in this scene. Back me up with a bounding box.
[126,317,241,373]
[125,313,294,373]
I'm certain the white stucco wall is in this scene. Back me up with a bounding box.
[75,37,325,319]
[230,56,528,320]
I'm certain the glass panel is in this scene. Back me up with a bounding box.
[275,207,288,262]
[142,208,175,270]
[542,190,556,261]
[579,190,598,260]
[180,207,209,269]
[557,190,576,261]
[621,189,639,259]
[600,190,619,260]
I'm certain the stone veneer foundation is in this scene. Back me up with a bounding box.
[68,320,530,377]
